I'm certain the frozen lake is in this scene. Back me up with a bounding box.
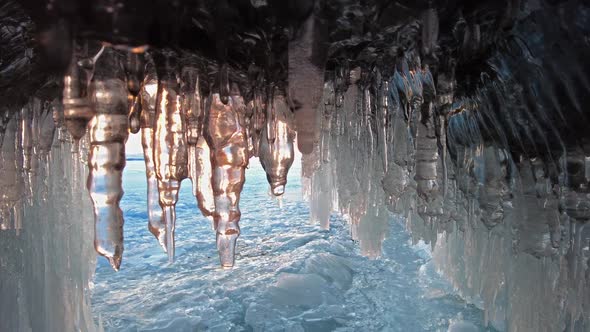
[91,156,490,331]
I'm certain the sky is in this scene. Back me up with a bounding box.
[126,132,144,155]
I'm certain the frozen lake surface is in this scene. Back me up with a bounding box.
[91,158,490,332]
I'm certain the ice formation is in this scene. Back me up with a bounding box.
[1,0,590,330]
[206,93,249,267]
[153,50,189,262]
[0,110,96,331]
[86,47,129,270]
[258,94,296,196]
[139,56,166,251]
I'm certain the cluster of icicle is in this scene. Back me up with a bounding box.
[303,55,440,257]
[1,43,297,271]
[0,101,97,332]
[88,46,295,270]
[303,48,590,330]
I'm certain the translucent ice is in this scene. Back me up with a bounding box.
[0,122,97,331]
[153,50,188,262]
[86,47,129,271]
[63,43,104,141]
[258,94,296,196]
[140,55,167,250]
[180,54,203,145]
[179,55,215,218]
[205,93,248,267]
[2,4,590,330]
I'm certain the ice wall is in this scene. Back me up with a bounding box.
[0,108,98,332]
[302,72,590,331]
[295,3,590,329]
[301,50,590,332]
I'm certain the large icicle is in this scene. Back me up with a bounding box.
[205,93,248,267]
[258,94,296,196]
[153,50,189,263]
[86,47,129,271]
[139,55,166,251]
[180,55,215,219]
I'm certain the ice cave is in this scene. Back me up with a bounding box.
[1,0,589,331]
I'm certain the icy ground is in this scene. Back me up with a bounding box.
[91,157,491,332]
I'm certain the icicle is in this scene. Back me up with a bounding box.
[363,83,375,157]
[310,163,332,229]
[415,101,439,201]
[243,99,256,158]
[128,97,142,134]
[39,101,56,156]
[51,99,68,143]
[23,100,43,204]
[379,80,389,172]
[124,53,146,134]
[153,50,188,262]
[37,102,56,201]
[414,64,439,203]
[14,108,25,231]
[124,53,146,97]
[205,93,248,267]
[86,47,129,271]
[0,114,22,229]
[141,126,166,250]
[335,62,350,109]
[436,70,454,199]
[193,136,215,218]
[180,57,203,145]
[250,91,266,157]
[381,76,410,204]
[62,52,93,141]
[63,43,104,141]
[288,13,324,154]
[218,63,230,105]
[180,55,215,220]
[139,55,166,249]
[19,100,35,205]
[265,87,276,143]
[20,104,33,173]
[157,179,180,262]
[259,94,296,196]
[393,68,415,175]
[439,115,448,198]
[319,82,334,164]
